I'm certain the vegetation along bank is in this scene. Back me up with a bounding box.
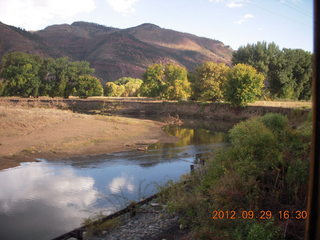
[0,42,312,107]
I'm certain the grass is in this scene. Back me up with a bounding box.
[248,100,312,108]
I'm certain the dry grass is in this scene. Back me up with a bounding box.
[248,100,312,108]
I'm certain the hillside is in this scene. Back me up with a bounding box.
[0,22,62,58]
[0,21,233,82]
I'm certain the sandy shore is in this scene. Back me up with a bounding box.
[0,105,176,170]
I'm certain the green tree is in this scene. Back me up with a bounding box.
[232,41,280,75]
[232,41,312,100]
[0,79,5,96]
[104,82,125,97]
[224,64,264,106]
[64,61,94,98]
[38,58,56,96]
[75,75,103,98]
[39,58,94,98]
[268,49,312,99]
[140,64,165,97]
[193,62,230,101]
[0,52,42,97]
[46,57,69,97]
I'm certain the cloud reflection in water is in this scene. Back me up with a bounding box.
[0,162,99,240]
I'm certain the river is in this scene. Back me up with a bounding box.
[0,121,234,240]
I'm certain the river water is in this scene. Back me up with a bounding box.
[0,123,233,240]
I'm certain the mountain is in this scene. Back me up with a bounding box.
[0,21,233,82]
[0,22,62,58]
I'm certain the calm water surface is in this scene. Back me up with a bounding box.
[0,124,230,240]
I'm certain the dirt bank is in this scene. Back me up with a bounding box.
[0,97,310,121]
[0,106,176,170]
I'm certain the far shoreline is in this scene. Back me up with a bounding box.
[0,105,177,171]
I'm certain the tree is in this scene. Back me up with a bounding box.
[38,57,94,98]
[75,75,103,98]
[0,79,5,96]
[0,52,42,97]
[224,64,264,106]
[162,78,191,100]
[114,77,143,97]
[140,64,165,97]
[104,82,125,97]
[46,57,69,97]
[140,63,191,100]
[232,41,280,76]
[64,61,94,98]
[162,64,190,100]
[232,42,312,100]
[268,49,312,99]
[193,62,230,101]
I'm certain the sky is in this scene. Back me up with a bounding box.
[0,0,313,52]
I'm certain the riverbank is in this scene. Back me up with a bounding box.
[0,97,311,121]
[0,105,176,170]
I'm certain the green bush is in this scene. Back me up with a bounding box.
[229,118,282,177]
[259,113,288,135]
[159,113,310,239]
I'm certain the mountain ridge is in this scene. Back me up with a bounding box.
[0,21,233,82]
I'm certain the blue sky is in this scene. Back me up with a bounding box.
[0,0,313,51]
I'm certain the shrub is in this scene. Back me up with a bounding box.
[229,118,282,177]
[159,113,310,239]
[259,113,288,135]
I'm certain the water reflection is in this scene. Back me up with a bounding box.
[0,163,99,240]
[108,174,135,194]
[0,124,231,240]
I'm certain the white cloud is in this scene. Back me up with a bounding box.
[106,0,139,14]
[235,13,254,24]
[280,0,301,4]
[108,175,135,193]
[227,1,244,8]
[209,0,225,2]
[209,0,247,8]
[0,163,98,214]
[0,0,96,30]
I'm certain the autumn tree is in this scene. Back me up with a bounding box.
[104,82,125,97]
[162,64,191,100]
[193,62,230,101]
[114,77,143,97]
[140,63,191,100]
[224,64,264,106]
